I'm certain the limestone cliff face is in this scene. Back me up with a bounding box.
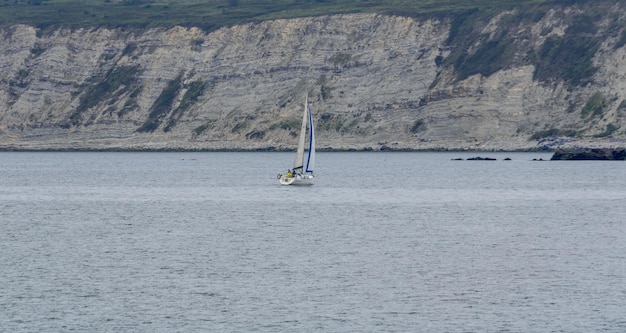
[1,5,626,151]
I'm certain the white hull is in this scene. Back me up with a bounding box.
[279,174,314,186]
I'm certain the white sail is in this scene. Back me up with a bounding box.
[293,95,308,172]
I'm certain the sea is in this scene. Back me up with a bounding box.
[1,151,625,332]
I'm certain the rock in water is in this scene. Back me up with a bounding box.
[550,148,626,160]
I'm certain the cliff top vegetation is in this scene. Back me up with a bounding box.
[0,0,594,31]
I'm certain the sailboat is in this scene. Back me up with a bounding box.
[278,96,315,185]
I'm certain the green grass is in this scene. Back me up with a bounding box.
[270,118,301,131]
[136,73,182,132]
[593,123,619,138]
[163,80,207,132]
[192,119,217,136]
[410,119,426,133]
[318,113,346,132]
[530,128,578,140]
[580,91,607,118]
[71,64,142,125]
[0,0,575,31]
[533,13,601,86]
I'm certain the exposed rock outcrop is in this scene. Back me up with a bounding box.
[551,148,626,160]
[1,4,626,151]
[466,157,497,161]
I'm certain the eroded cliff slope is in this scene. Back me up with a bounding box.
[2,3,626,150]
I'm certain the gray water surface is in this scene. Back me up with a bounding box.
[1,152,625,332]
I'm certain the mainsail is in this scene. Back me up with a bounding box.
[293,95,314,175]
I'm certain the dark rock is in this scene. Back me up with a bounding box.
[550,148,626,160]
[467,157,497,161]
[256,146,276,151]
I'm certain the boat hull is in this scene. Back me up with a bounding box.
[279,174,313,186]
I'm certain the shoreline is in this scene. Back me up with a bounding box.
[0,147,554,153]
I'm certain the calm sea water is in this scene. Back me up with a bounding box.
[1,152,625,332]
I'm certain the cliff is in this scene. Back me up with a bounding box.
[2,3,626,151]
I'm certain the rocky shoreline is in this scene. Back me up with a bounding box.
[0,144,624,155]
